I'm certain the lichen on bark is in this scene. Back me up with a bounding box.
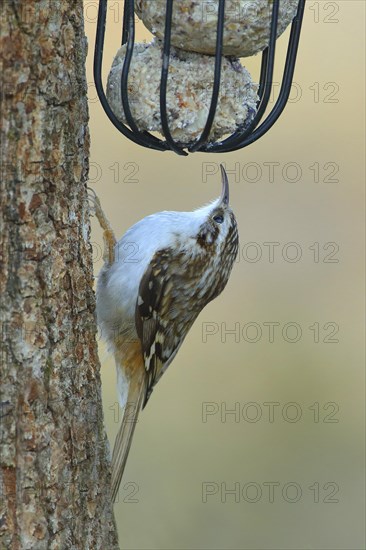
[0,1,119,548]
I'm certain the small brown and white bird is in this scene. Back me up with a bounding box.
[96,166,238,501]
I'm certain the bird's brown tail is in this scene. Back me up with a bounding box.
[110,373,146,502]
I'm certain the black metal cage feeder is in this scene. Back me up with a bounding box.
[94,0,306,156]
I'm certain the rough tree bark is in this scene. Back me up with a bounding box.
[0,1,119,548]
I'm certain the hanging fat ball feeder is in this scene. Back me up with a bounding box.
[94,0,306,156]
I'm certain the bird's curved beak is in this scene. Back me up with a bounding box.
[219,164,229,207]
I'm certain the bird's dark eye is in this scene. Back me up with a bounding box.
[213,214,224,224]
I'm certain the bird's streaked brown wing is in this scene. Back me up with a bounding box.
[135,250,172,407]
[135,248,195,408]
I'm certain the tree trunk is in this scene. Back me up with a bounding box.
[0,1,119,548]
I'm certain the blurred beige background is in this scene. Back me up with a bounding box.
[84,2,365,548]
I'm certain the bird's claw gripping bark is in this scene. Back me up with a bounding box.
[87,186,116,266]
